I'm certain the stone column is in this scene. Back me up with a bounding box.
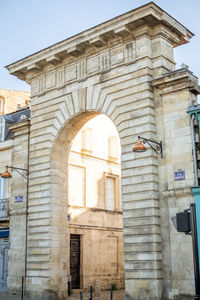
[152,69,199,298]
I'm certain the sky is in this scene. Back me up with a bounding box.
[1,0,200,91]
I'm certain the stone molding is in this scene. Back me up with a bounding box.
[151,68,200,95]
[162,186,192,198]
[30,42,136,95]
[6,3,193,82]
[9,120,30,138]
[0,139,13,150]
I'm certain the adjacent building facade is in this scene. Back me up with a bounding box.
[0,89,30,291]
[4,2,200,300]
[68,115,124,289]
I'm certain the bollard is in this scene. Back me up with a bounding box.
[80,291,83,300]
[21,276,24,300]
[110,283,113,300]
[89,286,93,300]
[68,275,72,296]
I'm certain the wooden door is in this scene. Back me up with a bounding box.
[70,235,80,289]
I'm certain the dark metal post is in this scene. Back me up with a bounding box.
[110,283,113,300]
[21,276,24,300]
[89,286,93,300]
[190,203,200,299]
[68,275,72,296]
[80,291,83,300]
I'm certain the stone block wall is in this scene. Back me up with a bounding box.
[7,121,29,292]
[153,69,199,299]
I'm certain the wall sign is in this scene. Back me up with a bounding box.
[174,171,185,181]
[15,196,23,203]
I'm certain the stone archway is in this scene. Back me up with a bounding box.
[26,81,162,300]
[50,112,100,298]
[51,111,125,294]
[6,3,198,300]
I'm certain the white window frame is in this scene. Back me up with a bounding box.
[0,178,7,200]
[104,173,119,211]
[81,127,93,153]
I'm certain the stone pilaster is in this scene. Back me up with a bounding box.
[152,69,199,298]
[7,121,30,293]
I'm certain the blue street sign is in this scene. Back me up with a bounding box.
[15,196,23,203]
[174,171,185,181]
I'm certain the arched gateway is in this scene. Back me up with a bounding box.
[6,3,199,300]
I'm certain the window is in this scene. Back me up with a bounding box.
[0,117,5,142]
[0,178,7,199]
[108,136,119,160]
[81,128,93,153]
[68,165,85,207]
[0,118,2,142]
[0,97,5,114]
[105,176,115,211]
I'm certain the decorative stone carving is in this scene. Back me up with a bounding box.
[100,51,110,72]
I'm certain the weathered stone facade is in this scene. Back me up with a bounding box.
[0,91,30,291]
[0,89,29,114]
[67,116,125,290]
[6,2,200,300]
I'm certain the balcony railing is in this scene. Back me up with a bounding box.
[0,199,8,219]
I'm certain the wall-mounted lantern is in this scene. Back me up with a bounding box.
[1,166,28,179]
[132,136,163,158]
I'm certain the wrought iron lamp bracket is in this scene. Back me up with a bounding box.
[6,165,28,179]
[138,136,163,158]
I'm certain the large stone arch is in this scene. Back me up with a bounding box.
[6,3,199,300]
[25,69,161,299]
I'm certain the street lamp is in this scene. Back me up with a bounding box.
[132,136,163,158]
[1,166,28,179]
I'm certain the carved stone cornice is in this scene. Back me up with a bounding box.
[9,120,30,138]
[6,2,193,83]
[162,186,192,198]
[151,68,200,95]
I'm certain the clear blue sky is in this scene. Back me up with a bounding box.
[1,0,200,91]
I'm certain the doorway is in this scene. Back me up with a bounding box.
[70,234,81,289]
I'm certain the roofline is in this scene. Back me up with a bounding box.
[0,88,30,93]
[6,2,194,69]
[4,107,30,116]
[6,2,194,80]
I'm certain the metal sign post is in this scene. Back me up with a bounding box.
[190,203,200,299]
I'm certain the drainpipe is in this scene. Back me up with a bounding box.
[191,114,198,187]
[24,121,30,293]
